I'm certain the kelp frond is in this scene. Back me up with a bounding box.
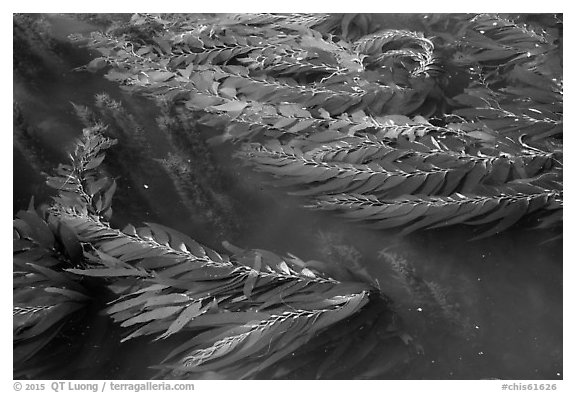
[41,126,394,378]
[313,186,561,239]
[354,29,436,76]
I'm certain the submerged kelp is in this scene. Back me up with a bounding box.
[14,126,409,379]
[71,92,244,244]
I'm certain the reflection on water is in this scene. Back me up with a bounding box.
[13,14,562,380]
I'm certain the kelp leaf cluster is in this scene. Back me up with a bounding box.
[72,13,562,238]
[14,200,89,374]
[430,13,563,140]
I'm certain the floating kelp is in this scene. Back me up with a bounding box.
[71,13,562,238]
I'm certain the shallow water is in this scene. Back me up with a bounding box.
[13,14,562,380]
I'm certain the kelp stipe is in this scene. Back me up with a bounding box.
[14,126,407,379]
[72,93,240,240]
[154,105,240,238]
[377,250,476,341]
[13,102,53,175]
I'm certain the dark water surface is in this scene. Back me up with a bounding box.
[13,14,562,380]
